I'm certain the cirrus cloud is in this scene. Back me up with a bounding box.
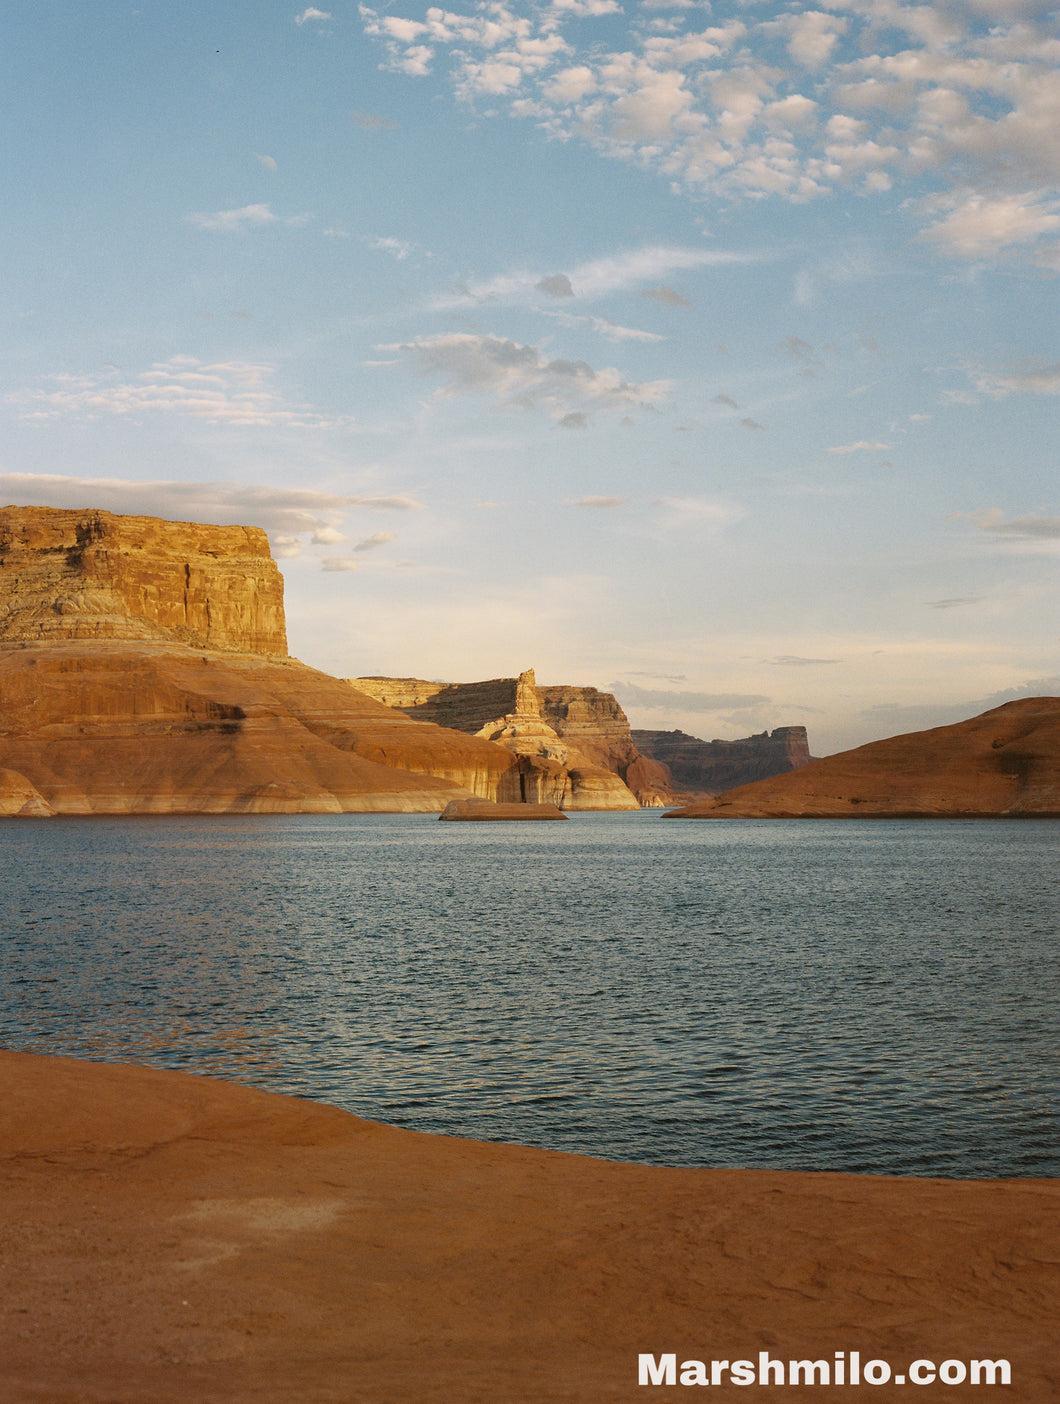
[10,356,347,430]
[186,203,311,233]
[971,363,1060,397]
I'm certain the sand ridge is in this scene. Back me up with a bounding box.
[1,1051,1056,1401]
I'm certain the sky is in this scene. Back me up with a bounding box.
[1,0,1057,754]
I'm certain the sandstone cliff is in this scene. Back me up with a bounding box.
[0,506,287,654]
[664,698,1060,818]
[0,642,534,816]
[633,726,812,796]
[0,506,558,816]
[349,669,673,809]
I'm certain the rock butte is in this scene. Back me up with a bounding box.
[1,1053,1056,1402]
[0,506,287,654]
[349,668,673,809]
[633,725,812,797]
[0,506,656,816]
[665,697,1060,817]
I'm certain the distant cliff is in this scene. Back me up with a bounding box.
[0,506,288,655]
[632,726,812,796]
[349,669,673,808]
[664,699,1060,818]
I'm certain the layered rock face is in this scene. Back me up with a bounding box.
[537,686,672,806]
[0,643,528,816]
[665,698,1060,817]
[633,725,812,796]
[0,506,546,816]
[350,669,672,809]
[0,506,287,654]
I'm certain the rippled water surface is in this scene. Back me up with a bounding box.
[2,813,1057,1176]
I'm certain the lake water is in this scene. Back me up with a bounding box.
[1,813,1057,1178]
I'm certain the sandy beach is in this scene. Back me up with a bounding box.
[1,1051,1056,1401]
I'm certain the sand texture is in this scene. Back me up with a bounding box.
[1,1052,1056,1402]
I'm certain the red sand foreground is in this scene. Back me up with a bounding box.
[1,1052,1056,1402]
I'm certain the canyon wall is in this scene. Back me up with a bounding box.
[0,643,528,816]
[349,669,673,808]
[0,506,287,655]
[0,506,538,815]
[633,726,812,796]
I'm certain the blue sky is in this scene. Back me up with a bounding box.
[2,0,1057,753]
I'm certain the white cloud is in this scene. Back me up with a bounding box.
[569,494,625,506]
[370,235,416,260]
[295,8,332,24]
[919,191,1060,258]
[543,309,665,342]
[321,557,361,571]
[10,357,346,430]
[353,531,397,550]
[0,473,424,544]
[544,65,597,104]
[827,440,892,453]
[971,363,1060,397]
[430,244,751,311]
[382,332,671,418]
[786,11,848,69]
[361,0,1060,262]
[186,203,310,233]
[551,0,620,15]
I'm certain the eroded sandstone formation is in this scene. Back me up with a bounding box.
[633,725,812,796]
[349,669,672,808]
[0,506,287,654]
[0,643,528,816]
[0,506,561,815]
[664,698,1060,817]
